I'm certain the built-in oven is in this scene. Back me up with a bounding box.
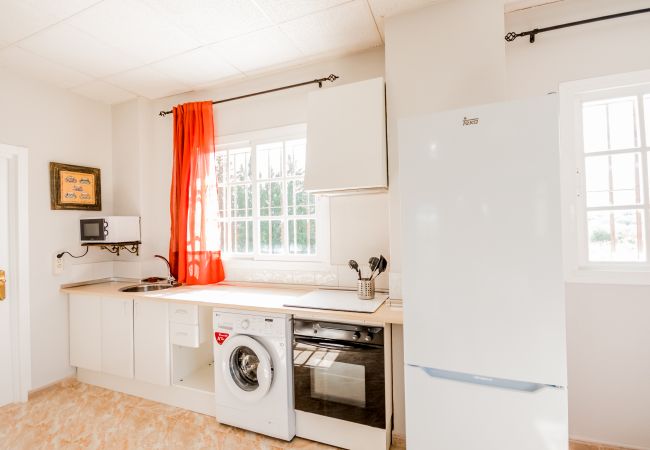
[293,319,385,429]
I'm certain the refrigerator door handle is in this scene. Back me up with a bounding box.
[410,364,562,392]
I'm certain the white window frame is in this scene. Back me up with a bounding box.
[560,69,650,284]
[214,124,330,264]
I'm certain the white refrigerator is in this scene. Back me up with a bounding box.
[399,96,568,450]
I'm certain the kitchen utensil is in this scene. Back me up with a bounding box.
[348,260,361,280]
[368,256,380,279]
[371,255,388,280]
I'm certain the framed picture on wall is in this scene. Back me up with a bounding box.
[49,162,101,211]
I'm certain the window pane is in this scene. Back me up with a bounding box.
[230,185,252,217]
[286,139,306,176]
[608,98,638,150]
[288,219,316,255]
[585,152,642,207]
[582,103,608,153]
[587,209,646,262]
[232,220,251,253]
[228,148,251,182]
[216,152,226,184]
[257,142,283,179]
[259,182,283,216]
[260,220,283,254]
[287,180,315,216]
[583,97,639,153]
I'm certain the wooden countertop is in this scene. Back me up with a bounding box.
[61,281,403,325]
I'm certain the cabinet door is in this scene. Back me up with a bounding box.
[134,300,170,386]
[101,297,134,378]
[69,294,101,371]
[305,77,387,193]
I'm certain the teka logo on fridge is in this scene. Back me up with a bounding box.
[214,332,229,345]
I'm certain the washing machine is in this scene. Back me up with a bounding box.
[213,308,295,440]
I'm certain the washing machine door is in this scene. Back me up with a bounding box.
[220,334,273,403]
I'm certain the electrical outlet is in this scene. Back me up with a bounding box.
[54,254,64,275]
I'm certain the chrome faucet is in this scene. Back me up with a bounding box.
[154,255,177,286]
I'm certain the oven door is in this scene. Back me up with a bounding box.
[80,218,107,241]
[293,335,385,429]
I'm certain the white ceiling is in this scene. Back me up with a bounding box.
[0,0,443,105]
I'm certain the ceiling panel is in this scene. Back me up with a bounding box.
[66,0,200,64]
[367,0,440,18]
[0,1,60,44]
[106,66,190,99]
[18,23,141,77]
[210,27,303,74]
[253,0,352,23]
[281,0,382,55]
[71,80,136,104]
[144,0,272,45]
[0,46,92,88]
[150,46,242,87]
[21,0,103,20]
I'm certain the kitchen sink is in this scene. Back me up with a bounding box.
[119,283,174,293]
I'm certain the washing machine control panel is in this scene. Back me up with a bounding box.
[214,312,286,338]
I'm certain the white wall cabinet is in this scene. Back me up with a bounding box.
[69,294,101,371]
[304,77,387,194]
[134,300,170,386]
[101,298,134,378]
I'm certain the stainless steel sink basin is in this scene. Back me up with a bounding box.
[119,283,174,293]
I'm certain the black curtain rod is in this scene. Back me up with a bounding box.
[505,7,650,43]
[158,73,339,117]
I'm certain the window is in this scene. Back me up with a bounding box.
[575,85,650,266]
[209,124,324,261]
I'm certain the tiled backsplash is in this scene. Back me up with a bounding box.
[69,258,390,292]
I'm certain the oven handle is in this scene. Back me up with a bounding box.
[294,336,382,351]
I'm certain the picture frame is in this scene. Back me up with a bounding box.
[49,162,102,211]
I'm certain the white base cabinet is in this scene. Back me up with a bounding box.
[134,300,170,386]
[69,295,170,387]
[101,298,133,378]
[69,294,101,372]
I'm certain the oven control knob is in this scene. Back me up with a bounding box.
[241,319,250,330]
[352,332,361,341]
[364,333,373,342]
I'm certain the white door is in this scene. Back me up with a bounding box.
[101,297,133,378]
[134,300,170,386]
[0,155,13,406]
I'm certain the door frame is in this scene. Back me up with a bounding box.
[0,143,31,403]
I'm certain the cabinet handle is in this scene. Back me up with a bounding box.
[176,332,188,337]
[175,309,187,314]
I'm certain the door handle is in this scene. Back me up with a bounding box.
[0,270,5,301]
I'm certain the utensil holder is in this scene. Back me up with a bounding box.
[357,278,375,300]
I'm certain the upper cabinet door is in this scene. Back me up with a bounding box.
[305,77,387,194]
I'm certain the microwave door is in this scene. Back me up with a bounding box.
[80,218,106,241]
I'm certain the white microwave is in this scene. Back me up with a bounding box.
[80,216,141,244]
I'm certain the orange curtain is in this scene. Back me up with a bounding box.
[169,101,225,285]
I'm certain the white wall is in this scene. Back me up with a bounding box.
[506,1,650,448]
[0,69,113,389]
[113,47,391,289]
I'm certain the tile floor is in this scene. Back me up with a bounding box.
[0,379,398,450]
[0,379,633,450]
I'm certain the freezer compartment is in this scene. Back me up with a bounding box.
[404,364,568,450]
